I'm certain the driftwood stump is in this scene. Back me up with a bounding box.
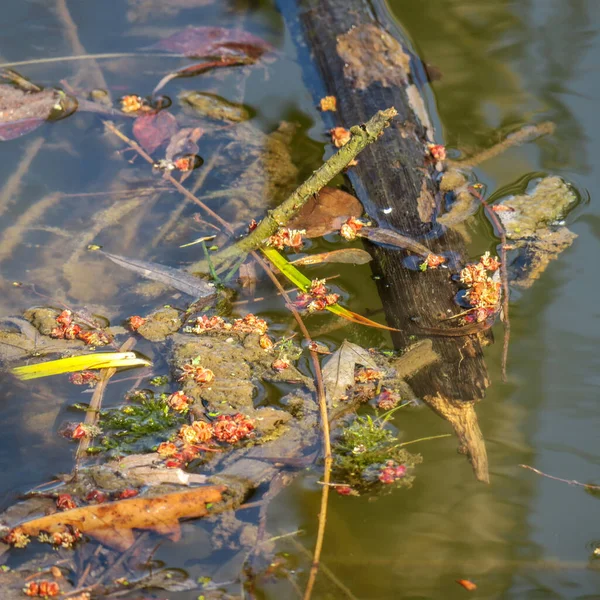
[280,0,491,482]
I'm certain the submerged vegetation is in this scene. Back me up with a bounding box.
[0,0,585,598]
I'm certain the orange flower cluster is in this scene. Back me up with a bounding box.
[427,143,446,161]
[319,95,337,111]
[331,126,351,148]
[420,253,446,270]
[23,581,60,597]
[271,358,290,371]
[376,389,400,411]
[37,528,82,549]
[293,279,339,312]
[340,216,367,241]
[69,371,100,387]
[267,227,305,251]
[187,313,269,336]
[56,494,77,511]
[179,420,214,445]
[119,94,152,114]
[128,315,147,331]
[355,368,385,383]
[4,527,30,548]
[213,413,255,443]
[51,310,111,346]
[166,391,193,413]
[460,252,502,318]
[178,364,214,385]
[70,423,102,440]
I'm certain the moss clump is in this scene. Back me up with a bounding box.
[95,391,184,455]
[333,415,421,493]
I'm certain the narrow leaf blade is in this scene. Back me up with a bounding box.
[12,352,151,380]
[99,251,216,300]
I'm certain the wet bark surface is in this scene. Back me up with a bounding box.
[281,0,491,479]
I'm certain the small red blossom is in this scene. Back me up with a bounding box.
[339,216,367,241]
[179,420,214,445]
[272,358,290,371]
[319,95,337,111]
[50,528,82,548]
[331,126,351,148]
[428,144,446,161]
[174,156,196,171]
[259,334,274,350]
[4,527,30,548]
[69,371,100,387]
[213,413,255,443]
[166,390,193,412]
[23,581,60,597]
[77,329,112,346]
[128,315,147,331]
[378,460,407,484]
[267,227,305,251]
[355,368,385,383]
[178,363,214,385]
[71,423,88,439]
[479,251,501,272]
[335,485,358,496]
[376,389,400,411]
[116,488,139,500]
[85,490,108,504]
[248,219,258,232]
[423,253,446,269]
[56,494,77,511]
[232,313,269,335]
[157,441,178,457]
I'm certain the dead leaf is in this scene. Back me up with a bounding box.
[98,250,216,300]
[133,110,178,153]
[288,187,363,238]
[359,227,431,258]
[292,248,372,266]
[17,485,225,551]
[322,340,379,402]
[0,85,76,141]
[456,579,477,591]
[153,57,253,94]
[150,26,273,59]
[165,126,203,162]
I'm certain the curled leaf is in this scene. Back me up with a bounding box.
[288,187,363,238]
[98,250,216,300]
[14,485,225,551]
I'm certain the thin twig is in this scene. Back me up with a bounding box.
[75,337,135,464]
[252,252,332,600]
[0,53,182,70]
[446,121,555,168]
[191,107,398,270]
[519,464,600,491]
[103,121,235,235]
[287,535,360,600]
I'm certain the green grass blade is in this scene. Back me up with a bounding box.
[12,352,151,380]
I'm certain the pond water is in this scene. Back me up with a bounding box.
[0,0,598,598]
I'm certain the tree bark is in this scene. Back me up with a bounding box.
[280,0,491,481]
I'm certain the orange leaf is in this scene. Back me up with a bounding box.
[456,579,477,591]
[17,486,225,551]
[328,304,401,332]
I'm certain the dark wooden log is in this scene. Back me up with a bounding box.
[279,0,491,481]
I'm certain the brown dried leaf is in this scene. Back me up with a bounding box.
[322,340,379,402]
[133,110,178,153]
[17,485,225,551]
[288,187,363,238]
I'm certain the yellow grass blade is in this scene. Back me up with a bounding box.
[12,352,151,380]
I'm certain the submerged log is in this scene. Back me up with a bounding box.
[280,0,491,481]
